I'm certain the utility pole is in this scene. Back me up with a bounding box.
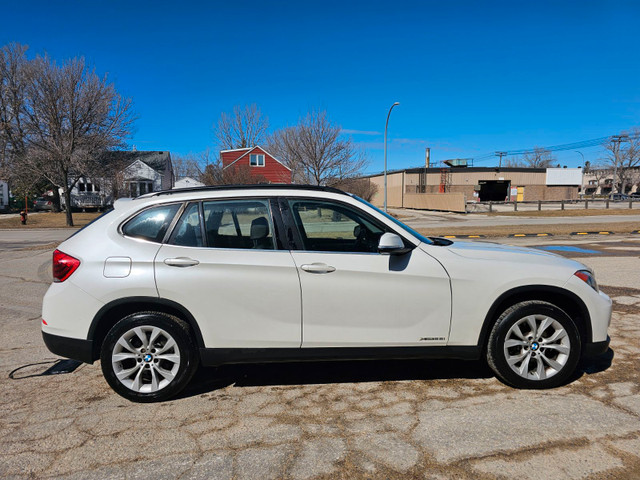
[610,135,628,194]
[495,151,507,168]
[383,102,400,212]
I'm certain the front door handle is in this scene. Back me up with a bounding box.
[164,257,200,267]
[300,263,336,274]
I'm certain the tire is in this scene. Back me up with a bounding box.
[487,300,581,389]
[100,311,199,402]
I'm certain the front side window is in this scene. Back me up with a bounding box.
[287,199,388,253]
[122,203,181,243]
[250,154,265,167]
[203,199,275,249]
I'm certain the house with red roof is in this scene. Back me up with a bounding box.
[221,146,292,184]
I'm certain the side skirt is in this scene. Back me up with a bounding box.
[199,346,481,367]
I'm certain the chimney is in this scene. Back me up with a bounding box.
[425,148,431,168]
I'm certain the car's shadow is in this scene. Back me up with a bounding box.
[176,357,494,400]
[578,347,614,375]
[176,348,615,400]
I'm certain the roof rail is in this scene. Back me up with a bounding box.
[141,184,348,198]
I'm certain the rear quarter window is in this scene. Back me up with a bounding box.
[122,204,181,243]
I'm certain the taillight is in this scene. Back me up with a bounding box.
[53,250,81,282]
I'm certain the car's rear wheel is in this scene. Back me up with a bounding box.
[100,312,198,402]
[487,300,581,389]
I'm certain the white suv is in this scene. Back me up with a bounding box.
[42,185,612,402]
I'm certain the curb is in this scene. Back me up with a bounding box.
[442,235,486,239]
[570,231,613,236]
[508,233,553,237]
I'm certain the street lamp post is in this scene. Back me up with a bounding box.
[384,102,400,212]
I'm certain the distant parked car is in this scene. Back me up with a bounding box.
[609,193,629,201]
[33,197,54,211]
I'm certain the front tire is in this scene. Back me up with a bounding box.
[100,312,199,402]
[487,300,581,389]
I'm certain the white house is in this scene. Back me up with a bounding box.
[174,176,205,189]
[61,150,175,209]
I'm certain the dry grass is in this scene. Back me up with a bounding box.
[0,212,102,229]
[419,221,640,238]
[487,208,640,217]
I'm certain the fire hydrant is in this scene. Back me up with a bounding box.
[20,210,27,225]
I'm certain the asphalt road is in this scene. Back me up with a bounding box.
[0,228,75,250]
[391,208,640,229]
[0,231,639,479]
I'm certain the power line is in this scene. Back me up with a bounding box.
[471,132,639,165]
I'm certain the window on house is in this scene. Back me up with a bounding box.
[78,183,86,192]
[86,183,93,192]
[250,154,265,167]
[139,182,148,195]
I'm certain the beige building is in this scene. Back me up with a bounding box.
[582,166,639,196]
[366,167,583,211]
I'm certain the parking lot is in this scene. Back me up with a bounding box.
[1,228,639,479]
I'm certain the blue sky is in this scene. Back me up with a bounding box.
[3,1,639,173]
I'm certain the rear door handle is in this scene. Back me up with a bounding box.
[300,263,336,274]
[164,257,200,267]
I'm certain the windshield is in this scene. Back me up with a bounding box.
[351,195,434,245]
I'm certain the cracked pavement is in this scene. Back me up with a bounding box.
[0,232,639,479]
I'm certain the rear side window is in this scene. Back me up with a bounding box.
[122,204,181,243]
[169,203,204,247]
[203,199,275,250]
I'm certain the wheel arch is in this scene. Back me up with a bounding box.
[88,297,205,362]
[477,285,592,351]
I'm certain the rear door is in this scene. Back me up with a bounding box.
[154,198,301,348]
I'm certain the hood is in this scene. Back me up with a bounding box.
[432,240,587,270]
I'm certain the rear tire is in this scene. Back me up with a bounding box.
[487,300,581,389]
[100,311,199,402]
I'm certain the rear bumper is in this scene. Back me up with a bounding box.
[583,336,610,358]
[42,331,94,364]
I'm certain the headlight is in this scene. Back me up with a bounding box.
[575,270,598,292]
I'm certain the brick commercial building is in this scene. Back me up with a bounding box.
[366,167,583,211]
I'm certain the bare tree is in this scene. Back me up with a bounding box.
[214,104,269,150]
[267,110,366,185]
[0,43,30,186]
[503,157,524,168]
[521,147,556,168]
[172,153,204,180]
[21,54,135,225]
[582,160,611,196]
[605,130,640,193]
[333,177,378,201]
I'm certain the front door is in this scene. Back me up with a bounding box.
[284,198,451,348]
[154,199,301,348]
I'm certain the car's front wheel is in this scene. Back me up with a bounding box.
[100,312,199,402]
[487,300,581,389]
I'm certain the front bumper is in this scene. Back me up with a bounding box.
[42,331,94,364]
[582,336,610,358]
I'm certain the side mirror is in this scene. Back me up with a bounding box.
[378,232,411,255]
